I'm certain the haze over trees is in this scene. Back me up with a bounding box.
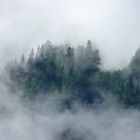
[5,40,140,108]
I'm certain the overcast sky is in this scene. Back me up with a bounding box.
[0,0,140,69]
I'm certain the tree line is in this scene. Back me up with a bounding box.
[5,40,140,108]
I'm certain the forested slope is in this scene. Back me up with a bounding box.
[6,40,140,108]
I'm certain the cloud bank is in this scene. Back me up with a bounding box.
[0,82,139,140]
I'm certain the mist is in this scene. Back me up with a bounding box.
[1,0,140,139]
[1,0,140,69]
[0,82,139,140]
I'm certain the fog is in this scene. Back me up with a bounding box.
[0,82,139,140]
[0,0,140,68]
[1,0,140,139]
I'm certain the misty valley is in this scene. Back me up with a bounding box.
[0,40,140,140]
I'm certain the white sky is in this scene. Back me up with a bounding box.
[0,0,140,69]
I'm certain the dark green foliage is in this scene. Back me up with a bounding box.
[6,41,140,108]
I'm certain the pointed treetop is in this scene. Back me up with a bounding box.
[87,40,92,49]
[37,45,40,52]
[29,48,34,59]
[66,46,74,57]
[20,54,25,64]
[45,40,52,47]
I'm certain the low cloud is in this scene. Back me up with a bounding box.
[0,82,139,140]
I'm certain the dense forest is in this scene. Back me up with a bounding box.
[5,40,140,108]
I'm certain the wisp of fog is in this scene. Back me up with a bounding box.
[0,80,139,140]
